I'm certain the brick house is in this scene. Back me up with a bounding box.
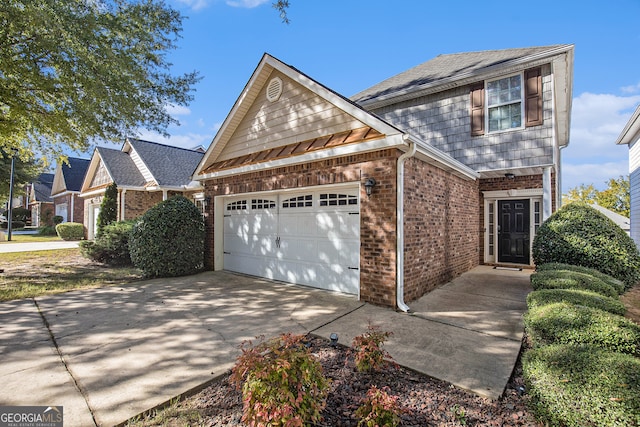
[80,138,205,239]
[51,157,90,224]
[615,104,640,249]
[28,173,55,227]
[193,45,574,309]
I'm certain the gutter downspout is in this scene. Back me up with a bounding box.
[120,189,127,221]
[396,136,416,313]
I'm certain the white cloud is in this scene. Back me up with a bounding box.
[134,129,213,151]
[226,0,269,8]
[562,160,629,193]
[165,104,191,116]
[622,82,640,94]
[174,0,210,11]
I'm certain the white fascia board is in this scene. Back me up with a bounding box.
[360,45,575,110]
[616,105,640,146]
[51,190,79,198]
[408,135,479,180]
[195,136,400,180]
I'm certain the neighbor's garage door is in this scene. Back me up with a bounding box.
[223,188,360,295]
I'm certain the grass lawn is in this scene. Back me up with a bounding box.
[0,233,62,243]
[0,247,143,301]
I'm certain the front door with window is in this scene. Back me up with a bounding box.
[498,199,530,264]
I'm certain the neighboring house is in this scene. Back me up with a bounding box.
[615,104,640,248]
[29,173,55,227]
[51,157,90,224]
[80,138,205,239]
[589,203,630,236]
[193,45,574,309]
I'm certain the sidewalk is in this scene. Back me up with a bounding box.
[0,240,80,253]
[0,266,531,426]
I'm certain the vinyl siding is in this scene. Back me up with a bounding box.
[218,70,366,161]
[630,140,640,249]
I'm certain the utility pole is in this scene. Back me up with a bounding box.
[7,152,15,241]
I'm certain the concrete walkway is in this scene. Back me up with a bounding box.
[0,266,531,426]
[0,240,80,253]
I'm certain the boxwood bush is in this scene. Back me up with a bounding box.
[527,288,627,316]
[535,262,625,294]
[129,196,205,278]
[523,344,640,427]
[80,220,136,266]
[55,222,85,241]
[524,302,640,355]
[530,270,618,298]
[532,203,640,289]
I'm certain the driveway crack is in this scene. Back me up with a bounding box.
[33,298,98,427]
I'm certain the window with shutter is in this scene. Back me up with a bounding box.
[525,67,543,127]
[470,83,485,136]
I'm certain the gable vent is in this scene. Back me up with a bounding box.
[266,77,283,102]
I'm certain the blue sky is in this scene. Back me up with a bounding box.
[109,0,640,193]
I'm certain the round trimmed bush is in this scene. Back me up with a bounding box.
[129,196,205,277]
[532,203,640,289]
[524,302,640,355]
[56,222,85,241]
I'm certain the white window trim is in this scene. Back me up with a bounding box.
[486,72,525,134]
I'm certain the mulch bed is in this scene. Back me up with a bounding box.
[166,336,536,426]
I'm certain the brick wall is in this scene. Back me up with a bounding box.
[122,190,163,220]
[202,150,400,307]
[403,158,480,302]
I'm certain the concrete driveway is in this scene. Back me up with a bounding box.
[0,266,531,426]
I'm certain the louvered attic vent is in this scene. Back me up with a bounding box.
[266,77,283,102]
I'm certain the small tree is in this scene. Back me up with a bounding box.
[97,183,118,236]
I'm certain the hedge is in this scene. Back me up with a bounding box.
[530,270,618,298]
[524,302,640,355]
[523,344,640,427]
[80,220,135,266]
[526,288,627,316]
[536,263,625,295]
[532,203,640,289]
[56,222,85,241]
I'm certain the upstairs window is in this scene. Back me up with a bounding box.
[487,74,523,132]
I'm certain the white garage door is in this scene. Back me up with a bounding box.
[223,188,360,295]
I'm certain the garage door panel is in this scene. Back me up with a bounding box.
[222,188,360,296]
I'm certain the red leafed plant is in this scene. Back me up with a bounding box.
[355,385,404,427]
[351,323,394,373]
[230,333,330,427]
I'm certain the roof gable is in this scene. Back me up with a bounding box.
[194,54,403,178]
[52,157,90,196]
[31,173,54,202]
[616,105,640,146]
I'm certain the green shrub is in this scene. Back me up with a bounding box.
[532,203,640,289]
[129,196,204,278]
[1,220,25,230]
[53,215,63,225]
[55,222,84,241]
[97,182,118,236]
[536,262,625,294]
[37,225,57,236]
[527,288,627,316]
[351,324,394,373]
[355,385,403,427]
[80,220,135,266]
[530,270,618,298]
[523,344,640,427]
[10,207,30,222]
[524,302,640,355]
[230,333,329,427]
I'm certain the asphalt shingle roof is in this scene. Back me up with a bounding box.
[351,45,564,105]
[62,157,90,192]
[127,138,204,187]
[33,173,54,202]
[96,147,146,187]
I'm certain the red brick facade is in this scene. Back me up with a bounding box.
[202,150,481,308]
[53,193,84,223]
[403,158,480,302]
[121,190,164,221]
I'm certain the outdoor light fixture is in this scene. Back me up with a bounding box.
[504,173,515,180]
[330,333,339,347]
[364,178,376,197]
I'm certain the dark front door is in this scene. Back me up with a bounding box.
[498,199,530,264]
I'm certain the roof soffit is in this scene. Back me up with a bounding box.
[615,105,640,146]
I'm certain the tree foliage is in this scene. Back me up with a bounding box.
[0,0,200,158]
[272,0,290,23]
[0,150,43,203]
[97,183,118,236]
[562,176,630,217]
